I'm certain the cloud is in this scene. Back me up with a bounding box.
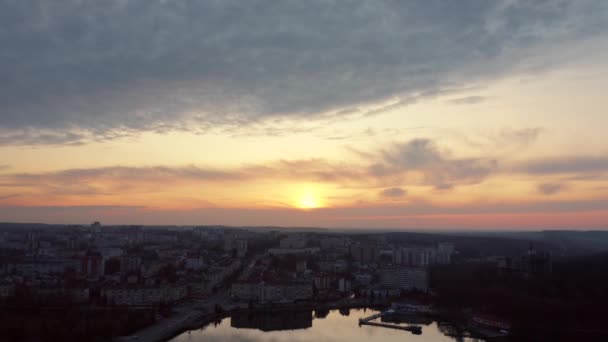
[373,139,498,189]
[2,165,249,197]
[0,160,362,199]
[517,156,608,174]
[454,126,543,153]
[0,164,9,171]
[0,1,606,145]
[0,138,498,198]
[538,182,566,195]
[447,95,487,105]
[380,187,407,198]
[0,193,19,200]
[0,129,136,146]
[3,138,608,202]
[499,127,543,147]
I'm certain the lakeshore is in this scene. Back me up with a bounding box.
[168,306,482,342]
[121,297,503,342]
[117,297,390,342]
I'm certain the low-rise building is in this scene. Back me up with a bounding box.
[231,281,313,303]
[279,235,307,249]
[103,285,187,306]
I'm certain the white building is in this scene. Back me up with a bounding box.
[399,247,436,267]
[437,243,455,264]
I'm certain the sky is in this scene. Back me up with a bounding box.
[1,0,607,230]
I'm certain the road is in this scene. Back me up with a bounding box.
[117,253,267,342]
[116,290,230,342]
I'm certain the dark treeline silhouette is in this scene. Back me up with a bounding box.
[431,252,608,341]
[0,288,154,341]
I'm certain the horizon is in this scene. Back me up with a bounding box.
[1,1,608,230]
[1,221,605,235]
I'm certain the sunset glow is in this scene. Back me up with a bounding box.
[0,1,607,230]
[296,191,323,210]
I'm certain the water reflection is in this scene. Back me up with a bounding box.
[314,308,329,319]
[170,308,484,342]
[231,310,312,332]
[381,313,434,326]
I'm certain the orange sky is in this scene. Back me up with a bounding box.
[0,1,607,229]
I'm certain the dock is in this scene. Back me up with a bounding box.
[359,312,422,335]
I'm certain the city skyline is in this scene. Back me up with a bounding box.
[1,1,608,229]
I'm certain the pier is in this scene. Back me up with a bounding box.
[359,312,422,335]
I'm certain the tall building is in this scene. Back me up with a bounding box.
[350,241,378,263]
[378,266,429,292]
[338,278,352,293]
[235,239,248,258]
[120,255,141,276]
[498,245,552,277]
[125,226,145,246]
[393,247,403,264]
[90,221,102,233]
[436,243,455,264]
[26,230,40,252]
[81,251,104,280]
[224,234,234,252]
[401,247,436,267]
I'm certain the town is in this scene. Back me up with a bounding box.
[1,222,587,341]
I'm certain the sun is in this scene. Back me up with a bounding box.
[296,191,322,209]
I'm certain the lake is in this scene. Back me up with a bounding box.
[169,307,484,342]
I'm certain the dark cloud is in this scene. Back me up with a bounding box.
[380,187,407,198]
[0,0,606,145]
[538,182,566,195]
